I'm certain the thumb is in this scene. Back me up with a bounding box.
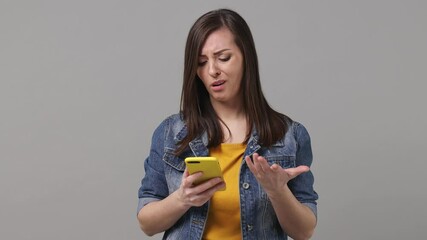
[286,165,309,179]
[183,168,189,179]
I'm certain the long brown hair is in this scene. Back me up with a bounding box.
[176,8,291,155]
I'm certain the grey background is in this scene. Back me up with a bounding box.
[1,1,426,239]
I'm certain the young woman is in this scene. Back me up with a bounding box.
[137,8,318,240]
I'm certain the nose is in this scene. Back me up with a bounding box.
[208,61,221,77]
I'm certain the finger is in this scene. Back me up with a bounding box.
[285,165,310,179]
[252,153,271,180]
[190,181,226,206]
[270,163,280,172]
[192,177,224,193]
[183,171,204,187]
[252,153,273,176]
[202,181,226,196]
[245,155,260,176]
[254,155,271,173]
[208,181,226,193]
[181,169,190,187]
[183,168,189,179]
[245,155,256,173]
[252,153,264,173]
[247,154,264,178]
[182,175,221,203]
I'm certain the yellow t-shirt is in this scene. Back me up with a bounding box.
[202,143,246,240]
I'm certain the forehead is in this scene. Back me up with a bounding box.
[200,27,237,54]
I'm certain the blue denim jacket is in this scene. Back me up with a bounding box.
[138,114,318,240]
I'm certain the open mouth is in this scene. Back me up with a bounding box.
[212,80,225,87]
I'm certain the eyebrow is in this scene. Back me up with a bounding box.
[199,48,231,57]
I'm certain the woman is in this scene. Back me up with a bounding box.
[137,8,318,240]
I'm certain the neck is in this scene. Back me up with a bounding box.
[210,99,246,122]
[210,98,249,143]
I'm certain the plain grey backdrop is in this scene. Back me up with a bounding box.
[1,0,426,239]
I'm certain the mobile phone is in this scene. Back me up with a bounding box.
[184,157,225,190]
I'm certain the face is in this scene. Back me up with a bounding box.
[197,27,244,106]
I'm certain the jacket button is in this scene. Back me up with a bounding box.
[247,224,253,231]
[242,182,250,189]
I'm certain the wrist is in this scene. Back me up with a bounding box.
[266,184,292,202]
[171,190,192,210]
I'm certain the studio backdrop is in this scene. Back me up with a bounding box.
[1,1,426,239]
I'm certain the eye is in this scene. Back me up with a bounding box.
[219,55,231,62]
[198,57,207,66]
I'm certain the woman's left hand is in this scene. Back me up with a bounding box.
[245,153,309,195]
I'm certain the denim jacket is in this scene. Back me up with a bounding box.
[138,114,318,240]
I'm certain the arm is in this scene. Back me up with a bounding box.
[138,190,189,236]
[245,124,318,240]
[264,166,316,240]
[245,154,316,240]
[137,116,225,236]
[138,170,225,236]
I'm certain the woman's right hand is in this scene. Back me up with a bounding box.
[138,169,224,236]
[176,169,225,207]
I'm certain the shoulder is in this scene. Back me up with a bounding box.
[280,116,311,143]
[288,121,311,147]
[153,113,182,128]
[157,113,183,128]
[152,113,186,141]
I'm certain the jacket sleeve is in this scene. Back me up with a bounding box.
[288,122,319,218]
[137,118,170,214]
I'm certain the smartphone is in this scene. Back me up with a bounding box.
[184,156,225,190]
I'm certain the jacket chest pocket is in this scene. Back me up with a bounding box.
[265,155,296,168]
[162,149,187,194]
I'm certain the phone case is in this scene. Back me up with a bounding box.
[184,157,225,190]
